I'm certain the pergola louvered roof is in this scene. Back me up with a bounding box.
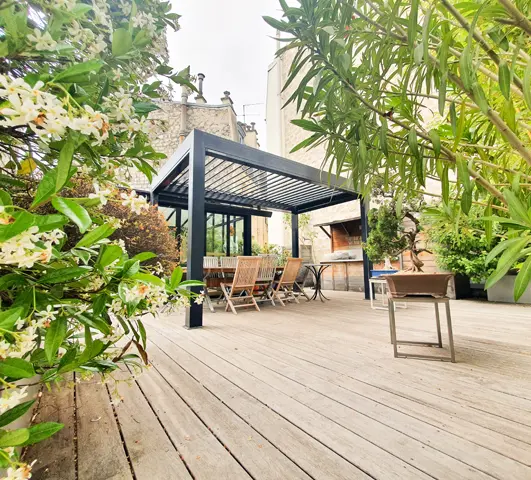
[151,130,359,214]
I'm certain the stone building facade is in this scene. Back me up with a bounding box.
[131,78,267,247]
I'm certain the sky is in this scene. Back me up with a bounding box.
[167,0,282,148]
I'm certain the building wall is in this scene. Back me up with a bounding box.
[129,88,268,246]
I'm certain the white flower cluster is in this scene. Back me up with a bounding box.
[68,21,107,58]
[110,283,169,317]
[0,76,110,144]
[4,461,35,480]
[0,226,64,269]
[120,190,149,214]
[27,29,58,51]
[89,182,113,207]
[132,11,157,36]
[0,387,28,415]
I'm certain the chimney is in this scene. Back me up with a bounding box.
[221,90,233,106]
[179,85,189,143]
[195,73,207,104]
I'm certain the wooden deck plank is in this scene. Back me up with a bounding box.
[143,344,312,480]
[113,370,192,480]
[76,381,132,480]
[148,328,431,480]
[191,326,531,478]
[205,321,531,466]
[135,361,251,480]
[206,316,531,449]
[146,333,371,480]
[26,378,76,480]
[207,303,531,431]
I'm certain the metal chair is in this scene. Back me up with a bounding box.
[220,256,262,314]
[255,254,278,306]
[272,257,303,306]
[203,257,219,313]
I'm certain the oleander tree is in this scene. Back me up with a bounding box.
[0,0,202,477]
[265,0,531,300]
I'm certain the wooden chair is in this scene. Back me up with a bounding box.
[272,257,303,306]
[220,256,262,314]
[255,254,278,306]
[203,257,219,313]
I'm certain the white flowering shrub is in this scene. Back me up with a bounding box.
[0,1,202,477]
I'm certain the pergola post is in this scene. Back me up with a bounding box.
[185,133,205,329]
[360,198,373,300]
[243,215,252,255]
[150,192,158,206]
[291,213,299,258]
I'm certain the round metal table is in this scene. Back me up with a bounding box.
[305,264,331,302]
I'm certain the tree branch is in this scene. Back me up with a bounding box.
[497,0,531,36]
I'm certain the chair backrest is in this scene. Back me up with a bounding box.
[295,263,311,285]
[219,256,238,269]
[232,256,261,289]
[279,258,303,286]
[203,256,219,268]
[257,255,278,282]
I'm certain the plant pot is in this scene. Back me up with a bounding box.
[370,269,398,278]
[487,275,531,304]
[382,273,454,298]
[453,273,472,299]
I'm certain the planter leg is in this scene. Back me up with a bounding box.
[434,303,442,348]
[445,300,456,363]
[388,299,398,357]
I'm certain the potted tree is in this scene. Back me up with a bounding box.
[365,198,453,297]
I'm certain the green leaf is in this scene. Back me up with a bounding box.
[485,236,529,289]
[112,28,133,57]
[75,223,116,248]
[514,255,531,301]
[429,129,440,159]
[0,189,12,206]
[0,428,30,448]
[122,260,140,278]
[422,8,432,67]
[449,102,457,136]
[20,422,64,446]
[0,401,35,428]
[472,82,489,114]
[51,197,91,233]
[408,127,419,159]
[263,16,291,33]
[130,273,165,288]
[40,267,90,284]
[45,318,67,364]
[459,45,474,90]
[456,153,471,192]
[170,266,183,289]
[56,136,77,191]
[31,169,59,208]
[133,102,159,115]
[498,60,511,100]
[380,118,389,156]
[524,58,531,110]
[131,252,157,263]
[291,119,323,133]
[0,211,36,242]
[54,60,103,83]
[408,0,419,50]
[0,307,24,332]
[504,189,531,224]
[461,190,472,214]
[97,244,123,269]
[441,164,449,204]
[0,359,35,379]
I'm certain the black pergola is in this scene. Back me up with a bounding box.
[150,129,372,328]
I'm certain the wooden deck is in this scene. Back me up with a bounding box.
[27,291,531,480]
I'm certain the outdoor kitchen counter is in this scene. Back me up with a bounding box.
[320,259,365,292]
